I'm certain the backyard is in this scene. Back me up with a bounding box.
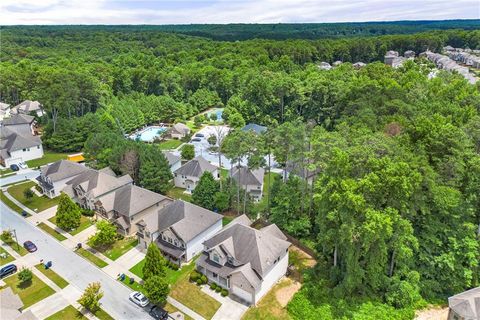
[2,273,55,308]
[167,187,192,202]
[26,151,69,168]
[8,181,59,212]
[48,215,94,236]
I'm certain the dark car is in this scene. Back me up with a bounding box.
[0,264,17,278]
[149,306,168,320]
[23,241,37,252]
[9,164,19,171]
[195,133,205,138]
[190,138,202,142]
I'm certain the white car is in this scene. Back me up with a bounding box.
[129,291,149,307]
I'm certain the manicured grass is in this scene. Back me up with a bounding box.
[26,151,69,168]
[0,190,28,216]
[2,273,55,308]
[49,215,94,236]
[0,169,15,177]
[164,302,194,320]
[167,187,192,202]
[76,248,108,268]
[35,264,69,289]
[8,181,59,212]
[45,305,87,320]
[95,238,138,261]
[119,275,145,293]
[222,216,234,226]
[1,240,29,256]
[38,222,67,241]
[156,139,183,150]
[0,246,15,265]
[130,256,197,286]
[241,278,293,320]
[170,277,221,320]
[129,258,145,278]
[94,308,114,320]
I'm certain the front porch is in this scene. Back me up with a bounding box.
[156,237,186,266]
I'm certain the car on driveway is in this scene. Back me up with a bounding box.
[0,264,17,278]
[9,164,19,171]
[129,291,149,307]
[190,138,202,142]
[149,306,168,320]
[23,240,37,252]
[195,133,205,138]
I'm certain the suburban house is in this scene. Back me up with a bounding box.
[94,184,172,236]
[196,215,291,305]
[242,123,267,135]
[0,114,43,167]
[447,287,480,320]
[0,102,10,121]
[229,166,265,202]
[37,160,89,198]
[136,200,223,265]
[167,123,191,139]
[174,156,219,193]
[163,151,181,173]
[1,287,38,320]
[62,167,133,210]
[11,100,44,117]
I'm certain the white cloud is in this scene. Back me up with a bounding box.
[0,0,478,25]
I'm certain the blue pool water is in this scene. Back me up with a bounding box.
[132,126,167,142]
[206,108,224,122]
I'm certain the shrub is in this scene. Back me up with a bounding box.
[210,283,217,290]
[23,189,34,202]
[196,278,203,285]
[190,271,200,282]
[82,208,95,217]
[171,263,179,271]
[215,286,222,293]
[221,289,228,297]
[18,267,33,284]
[201,275,207,284]
[1,230,13,243]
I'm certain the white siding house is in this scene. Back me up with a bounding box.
[174,156,219,193]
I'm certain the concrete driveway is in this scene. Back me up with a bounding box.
[0,201,151,320]
[0,169,39,187]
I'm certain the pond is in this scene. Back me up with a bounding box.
[130,126,167,142]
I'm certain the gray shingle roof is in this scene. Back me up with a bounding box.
[0,125,41,155]
[229,166,264,186]
[242,123,267,134]
[40,160,89,182]
[13,100,42,113]
[170,123,190,135]
[113,184,170,217]
[0,102,10,111]
[64,168,132,199]
[174,156,217,178]
[448,287,480,320]
[2,114,34,125]
[203,222,290,278]
[157,200,222,243]
[162,151,181,166]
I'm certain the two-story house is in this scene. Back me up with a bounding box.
[37,160,89,198]
[229,166,264,202]
[173,156,219,193]
[196,215,290,305]
[136,200,223,265]
[162,151,181,173]
[0,114,43,167]
[94,184,172,236]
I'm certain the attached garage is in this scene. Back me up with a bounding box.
[231,285,253,304]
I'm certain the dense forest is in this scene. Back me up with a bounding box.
[0,25,479,319]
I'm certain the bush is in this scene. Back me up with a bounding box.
[190,271,200,282]
[82,208,95,217]
[215,286,222,293]
[1,230,13,243]
[201,275,207,284]
[210,283,217,290]
[171,263,179,271]
[18,267,33,284]
[221,289,228,297]
[196,278,203,285]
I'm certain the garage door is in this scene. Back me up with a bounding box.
[231,285,252,304]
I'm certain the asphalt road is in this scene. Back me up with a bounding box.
[0,201,151,320]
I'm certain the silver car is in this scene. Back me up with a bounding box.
[129,291,149,307]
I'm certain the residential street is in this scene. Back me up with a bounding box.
[0,201,151,320]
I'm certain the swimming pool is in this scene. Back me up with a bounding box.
[206,108,224,122]
[130,126,167,142]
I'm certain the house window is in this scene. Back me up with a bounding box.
[181,242,185,248]
[174,173,177,177]
[162,234,167,241]
[168,237,173,244]
[213,253,220,263]
[212,272,218,278]
[174,239,178,246]
[23,148,26,151]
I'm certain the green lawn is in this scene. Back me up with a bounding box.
[129,258,145,278]
[76,248,108,268]
[1,240,29,256]
[156,139,183,150]
[2,273,55,308]
[8,181,59,212]
[49,215,93,236]
[35,264,69,289]
[130,256,197,286]
[119,276,145,293]
[0,168,15,177]
[94,308,114,320]
[38,222,67,241]
[167,187,192,202]
[26,151,69,168]
[95,238,138,261]
[0,246,15,265]
[0,190,28,216]
[45,305,87,320]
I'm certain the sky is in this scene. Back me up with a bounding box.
[0,0,478,25]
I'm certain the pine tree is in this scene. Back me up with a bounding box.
[56,193,81,231]
[139,145,173,194]
[142,243,167,280]
[192,171,220,210]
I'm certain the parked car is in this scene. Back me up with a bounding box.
[0,264,17,278]
[190,138,202,142]
[195,133,205,138]
[9,164,19,171]
[129,291,149,307]
[18,162,28,170]
[149,306,169,320]
[23,240,37,252]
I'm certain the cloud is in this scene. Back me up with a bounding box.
[0,0,478,25]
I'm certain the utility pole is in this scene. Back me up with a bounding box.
[12,229,19,250]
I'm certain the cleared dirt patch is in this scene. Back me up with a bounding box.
[276,280,301,307]
[415,306,448,320]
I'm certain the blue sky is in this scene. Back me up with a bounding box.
[0,0,478,25]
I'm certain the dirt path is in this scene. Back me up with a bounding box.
[415,306,448,320]
[276,279,302,307]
